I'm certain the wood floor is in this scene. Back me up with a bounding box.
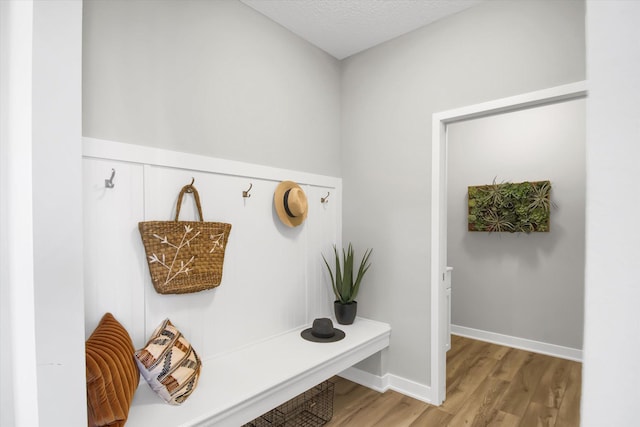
[326,335,581,426]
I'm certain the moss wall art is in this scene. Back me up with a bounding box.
[468,180,553,233]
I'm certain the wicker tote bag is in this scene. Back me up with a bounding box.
[139,183,232,294]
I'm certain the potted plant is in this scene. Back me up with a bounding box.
[322,243,372,325]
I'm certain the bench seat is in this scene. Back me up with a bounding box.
[126,317,391,427]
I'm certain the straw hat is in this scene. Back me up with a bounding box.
[300,318,345,343]
[274,181,308,227]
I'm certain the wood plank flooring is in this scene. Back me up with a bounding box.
[326,335,581,426]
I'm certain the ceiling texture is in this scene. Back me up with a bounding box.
[240,0,484,60]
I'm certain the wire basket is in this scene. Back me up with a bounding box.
[243,380,334,427]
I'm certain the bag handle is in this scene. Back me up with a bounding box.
[174,184,204,222]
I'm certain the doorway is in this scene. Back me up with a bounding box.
[429,81,587,405]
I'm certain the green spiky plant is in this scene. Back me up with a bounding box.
[322,243,372,304]
[483,210,515,232]
[480,177,505,206]
[468,180,553,233]
[528,181,555,212]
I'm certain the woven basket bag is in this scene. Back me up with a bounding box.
[139,183,232,294]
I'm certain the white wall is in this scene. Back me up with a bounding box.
[582,1,640,424]
[1,2,39,425]
[447,99,585,350]
[82,0,342,177]
[341,0,586,386]
[82,140,340,359]
[32,1,86,425]
[1,1,85,426]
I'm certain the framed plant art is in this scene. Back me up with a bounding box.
[468,180,553,233]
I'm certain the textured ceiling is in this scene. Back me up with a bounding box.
[240,0,484,59]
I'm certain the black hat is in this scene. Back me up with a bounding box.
[300,318,345,343]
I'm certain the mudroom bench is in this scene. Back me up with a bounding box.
[126,318,391,427]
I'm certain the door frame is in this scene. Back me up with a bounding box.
[429,81,587,405]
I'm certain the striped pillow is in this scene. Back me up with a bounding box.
[134,319,201,405]
[85,313,139,427]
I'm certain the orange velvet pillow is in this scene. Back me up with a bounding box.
[86,313,140,427]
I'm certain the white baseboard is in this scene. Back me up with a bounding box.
[338,366,388,393]
[451,325,583,362]
[386,374,433,404]
[338,367,434,404]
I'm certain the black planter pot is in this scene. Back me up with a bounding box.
[334,301,357,325]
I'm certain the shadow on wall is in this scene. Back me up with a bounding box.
[462,218,564,269]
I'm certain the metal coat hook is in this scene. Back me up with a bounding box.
[185,177,195,193]
[105,169,116,189]
[321,192,330,203]
[242,183,253,198]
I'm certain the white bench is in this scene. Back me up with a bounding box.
[127,317,391,427]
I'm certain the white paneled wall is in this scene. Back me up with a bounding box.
[83,158,146,346]
[83,139,341,358]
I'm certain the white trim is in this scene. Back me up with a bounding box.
[0,1,40,425]
[387,374,433,404]
[430,81,587,405]
[83,137,340,188]
[430,108,447,405]
[433,81,588,125]
[338,367,389,393]
[451,325,583,362]
[339,367,435,404]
